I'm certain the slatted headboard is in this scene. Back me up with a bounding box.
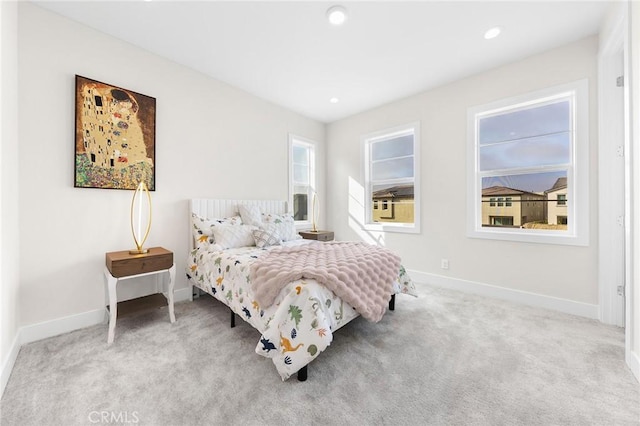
[189,199,289,249]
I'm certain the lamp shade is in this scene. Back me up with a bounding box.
[311,192,319,232]
[130,181,152,254]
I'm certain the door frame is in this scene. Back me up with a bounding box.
[598,2,639,381]
[598,5,628,327]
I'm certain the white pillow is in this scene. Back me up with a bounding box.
[252,226,282,248]
[191,213,242,249]
[238,204,262,226]
[261,213,300,242]
[211,224,256,249]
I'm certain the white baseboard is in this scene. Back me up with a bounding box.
[21,287,192,346]
[627,349,640,383]
[174,286,192,303]
[1,286,193,398]
[20,308,107,345]
[2,308,106,398]
[1,332,21,399]
[409,270,599,319]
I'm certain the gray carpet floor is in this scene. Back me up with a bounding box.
[1,283,639,426]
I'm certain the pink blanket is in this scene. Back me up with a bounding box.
[249,241,401,322]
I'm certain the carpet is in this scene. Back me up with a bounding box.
[1,284,638,425]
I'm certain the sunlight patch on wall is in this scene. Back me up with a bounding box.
[348,176,385,246]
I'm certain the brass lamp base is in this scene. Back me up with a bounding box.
[129,248,149,255]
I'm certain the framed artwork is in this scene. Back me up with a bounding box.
[74,75,156,190]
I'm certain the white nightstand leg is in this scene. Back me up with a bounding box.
[105,270,118,345]
[168,264,176,323]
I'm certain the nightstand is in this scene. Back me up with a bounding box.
[299,230,334,241]
[104,247,176,345]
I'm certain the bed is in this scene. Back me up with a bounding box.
[186,199,416,381]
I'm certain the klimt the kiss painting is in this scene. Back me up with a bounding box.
[74,75,156,190]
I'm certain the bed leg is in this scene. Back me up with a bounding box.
[297,366,308,382]
[389,294,395,311]
[230,309,236,328]
[192,286,201,300]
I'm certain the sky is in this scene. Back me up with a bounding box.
[479,99,571,193]
[371,134,414,181]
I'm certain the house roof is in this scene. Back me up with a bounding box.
[546,177,568,193]
[373,185,414,199]
[482,186,543,198]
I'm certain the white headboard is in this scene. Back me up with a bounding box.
[190,199,288,218]
[189,199,289,249]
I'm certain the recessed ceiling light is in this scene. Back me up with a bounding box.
[484,27,501,40]
[330,97,339,104]
[327,6,347,26]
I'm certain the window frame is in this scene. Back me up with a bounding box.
[466,79,589,246]
[362,122,421,234]
[288,134,316,230]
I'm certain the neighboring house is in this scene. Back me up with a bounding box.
[293,193,308,221]
[481,186,546,227]
[372,184,414,223]
[545,177,568,225]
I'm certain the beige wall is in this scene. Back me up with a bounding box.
[15,3,325,326]
[327,36,599,304]
[1,0,20,391]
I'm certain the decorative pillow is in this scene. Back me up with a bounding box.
[261,213,301,242]
[238,204,262,226]
[252,226,282,248]
[191,213,242,249]
[211,224,256,249]
[194,233,215,250]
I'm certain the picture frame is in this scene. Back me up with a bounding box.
[74,75,156,190]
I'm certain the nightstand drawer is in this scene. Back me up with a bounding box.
[299,231,334,241]
[106,247,173,277]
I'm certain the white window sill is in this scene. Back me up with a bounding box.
[295,221,313,231]
[467,227,588,246]
[364,223,420,234]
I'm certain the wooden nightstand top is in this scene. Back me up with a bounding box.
[106,247,173,278]
[299,231,334,241]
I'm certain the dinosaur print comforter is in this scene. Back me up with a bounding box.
[186,240,416,380]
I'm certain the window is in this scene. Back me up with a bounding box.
[490,216,514,226]
[557,194,567,206]
[363,122,420,233]
[289,135,315,226]
[467,80,589,245]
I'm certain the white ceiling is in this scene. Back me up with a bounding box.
[32,0,610,123]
